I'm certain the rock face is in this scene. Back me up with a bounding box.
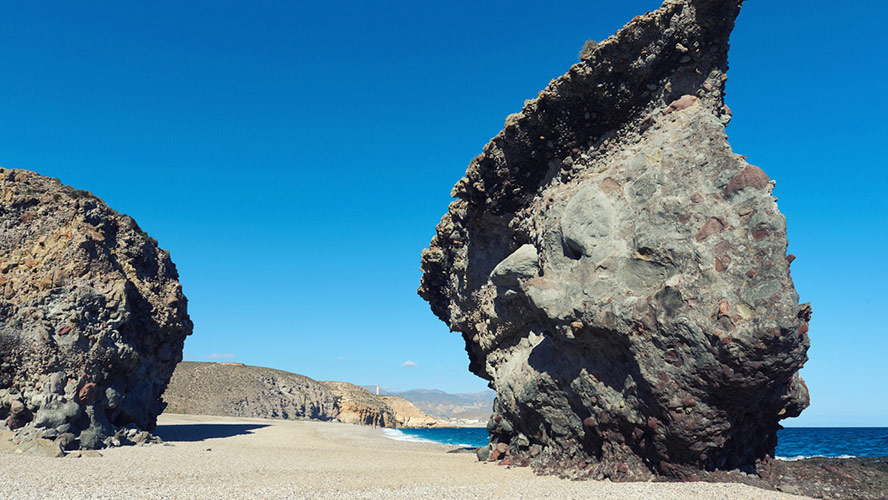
[379,395,439,428]
[419,0,810,480]
[164,362,338,421]
[323,381,438,428]
[0,168,192,449]
[325,381,397,427]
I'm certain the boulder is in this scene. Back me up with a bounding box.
[419,0,809,479]
[0,168,192,449]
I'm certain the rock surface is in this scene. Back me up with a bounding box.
[419,0,810,480]
[379,395,439,428]
[0,168,192,449]
[324,381,397,427]
[164,362,438,429]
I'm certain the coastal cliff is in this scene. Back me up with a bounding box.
[164,362,438,429]
[419,0,810,479]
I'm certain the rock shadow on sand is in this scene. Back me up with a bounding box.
[154,423,269,442]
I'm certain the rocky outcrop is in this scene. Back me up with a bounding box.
[419,0,810,480]
[0,168,192,450]
[323,381,437,428]
[324,381,396,427]
[164,362,337,421]
[379,396,439,428]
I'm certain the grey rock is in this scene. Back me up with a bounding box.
[14,438,64,458]
[57,432,76,450]
[476,445,491,462]
[777,484,801,495]
[77,429,100,450]
[33,409,66,429]
[46,372,66,395]
[40,427,59,439]
[490,244,539,288]
[0,169,192,449]
[419,0,809,480]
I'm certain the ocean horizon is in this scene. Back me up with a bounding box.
[389,427,888,460]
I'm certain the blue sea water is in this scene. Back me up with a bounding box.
[390,427,888,459]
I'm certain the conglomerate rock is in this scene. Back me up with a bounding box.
[419,0,810,479]
[0,168,192,449]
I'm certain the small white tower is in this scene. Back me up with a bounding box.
[376,384,380,395]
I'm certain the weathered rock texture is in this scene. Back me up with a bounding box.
[164,362,338,421]
[419,0,810,480]
[0,168,192,449]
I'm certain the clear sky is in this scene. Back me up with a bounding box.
[1,1,885,426]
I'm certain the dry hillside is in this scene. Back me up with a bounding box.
[163,362,438,429]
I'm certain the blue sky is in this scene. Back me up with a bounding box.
[1,1,885,426]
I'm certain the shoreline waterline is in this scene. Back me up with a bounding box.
[389,426,888,459]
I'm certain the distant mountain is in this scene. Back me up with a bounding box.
[362,387,495,422]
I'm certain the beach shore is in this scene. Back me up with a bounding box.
[0,413,813,500]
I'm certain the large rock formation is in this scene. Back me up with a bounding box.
[419,0,810,480]
[0,168,192,449]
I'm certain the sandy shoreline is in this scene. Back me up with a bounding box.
[0,413,812,499]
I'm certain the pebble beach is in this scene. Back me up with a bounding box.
[0,413,814,500]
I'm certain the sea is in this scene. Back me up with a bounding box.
[385,427,888,460]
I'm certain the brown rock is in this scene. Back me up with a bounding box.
[695,217,725,242]
[6,400,31,430]
[726,165,770,196]
[77,383,97,405]
[662,95,698,115]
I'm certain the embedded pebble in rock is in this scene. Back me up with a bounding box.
[0,168,192,450]
[419,0,810,480]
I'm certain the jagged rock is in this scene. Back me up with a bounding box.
[164,361,338,421]
[0,168,192,449]
[419,0,810,480]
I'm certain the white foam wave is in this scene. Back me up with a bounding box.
[380,429,477,448]
[381,428,439,444]
[776,454,857,461]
